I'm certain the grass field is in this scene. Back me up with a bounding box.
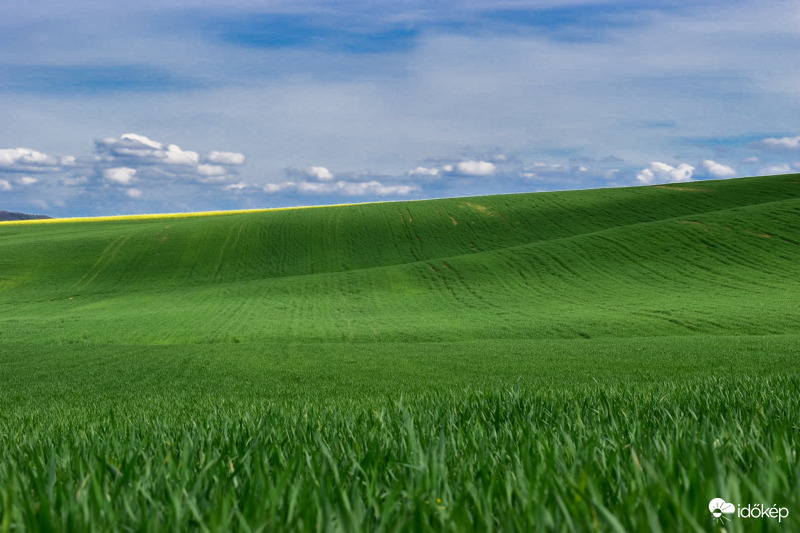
[1,175,799,531]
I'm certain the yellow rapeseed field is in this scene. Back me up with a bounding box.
[0,202,379,226]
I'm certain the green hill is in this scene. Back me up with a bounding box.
[2,174,799,346]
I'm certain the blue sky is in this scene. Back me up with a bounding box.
[1,0,799,217]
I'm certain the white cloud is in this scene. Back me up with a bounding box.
[103,167,137,185]
[0,179,11,191]
[410,160,497,178]
[90,133,246,191]
[760,163,793,175]
[262,182,288,193]
[306,166,334,181]
[196,164,227,176]
[701,159,736,178]
[126,188,143,198]
[753,135,800,151]
[96,133,198,166]
[96,134,161,159]
[636,162,694,184]
[408,166,441,176]
[263,179,417,196]
[296,181,329,193]
[299,180,416,196]
[17,176,39,186]
[120,133,161,149]
[0,148,61,173]
[163,144,199,166]
[207,151,245,165]
[741,156,759,164]
[454,160,496,176]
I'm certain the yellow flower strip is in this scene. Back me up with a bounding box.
[0,202,384,226]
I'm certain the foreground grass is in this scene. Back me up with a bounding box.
[1,376,797,532]
[1,337,798,531]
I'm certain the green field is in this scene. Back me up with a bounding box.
[1,175,799,531]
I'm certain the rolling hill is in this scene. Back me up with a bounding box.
[1,174,799,346]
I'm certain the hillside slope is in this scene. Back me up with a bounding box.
[1,174,799,345]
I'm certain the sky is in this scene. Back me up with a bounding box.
[1,0,799,217]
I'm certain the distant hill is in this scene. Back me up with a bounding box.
[0,210,51,221]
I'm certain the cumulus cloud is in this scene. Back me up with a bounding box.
[259,165,419,197]
[700,159,736,178]
[95,134,157,158]
[116,133,160,150]
[408,166,441,177]
[752,135,800,152]
[407,160,496,178]
[103,167,137,185]
[404,154,623,194]
[207,151,245,165]
[88,133,247,189]
[305,166,334,181]
[454,160,496,176]
[6,129,786,217]
[163,144,199,166]
[95,134,199,166]
[636,162,694,184]
[0,148,61,173]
